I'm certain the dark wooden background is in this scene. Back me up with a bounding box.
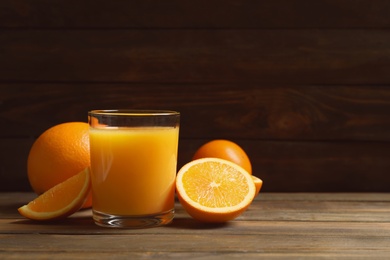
[1,0,390,192]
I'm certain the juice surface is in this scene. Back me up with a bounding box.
[89,127,179,215]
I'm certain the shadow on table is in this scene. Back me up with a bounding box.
[168,217,230,230]
[10,207,230,231]
[11,216,230,232]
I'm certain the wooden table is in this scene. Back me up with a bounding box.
[1,192,390,259]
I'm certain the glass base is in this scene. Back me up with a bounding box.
[93,209,174,229]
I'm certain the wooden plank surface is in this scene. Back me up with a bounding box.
[2,30,390,84]
[4,137,390,192]
[2,85,390,141]
[1,85,390,192]
[1,0,390,193]
[1,0,389,29]
[1,192,389,259]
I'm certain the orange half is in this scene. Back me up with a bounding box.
[176,158,256,223]
[18,167,91,221]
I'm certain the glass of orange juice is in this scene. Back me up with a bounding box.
[88,110,180,228]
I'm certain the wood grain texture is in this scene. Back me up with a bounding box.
[1,0,390,29]
[1,0,390,192]
[2,85,390,141]
[1,85,390,192]
[1,30,390,84]
[3,138,390,192]
[1,193,390,259]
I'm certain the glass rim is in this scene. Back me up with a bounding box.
[88,109,180,116]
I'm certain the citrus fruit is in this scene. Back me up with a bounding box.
[251,176,263,197]
[192,139,252,174]
[18,167,91,221]
[176,158,256,223]
[27,122,92,208]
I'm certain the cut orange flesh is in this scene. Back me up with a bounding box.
[176,158,256,223]
[18,167,91,221]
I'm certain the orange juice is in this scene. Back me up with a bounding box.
[89,127,179,216]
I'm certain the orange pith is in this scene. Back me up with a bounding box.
[176,158,256,223]
[18,167,91,221]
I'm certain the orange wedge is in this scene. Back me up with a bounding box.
[252,176,263,197]
[18,167,91,221]
[176,158,256,223]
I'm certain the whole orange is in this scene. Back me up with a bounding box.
[27,122,92,208]
[192,139,252,174]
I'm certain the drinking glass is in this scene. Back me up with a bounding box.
[88,110,180,228]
